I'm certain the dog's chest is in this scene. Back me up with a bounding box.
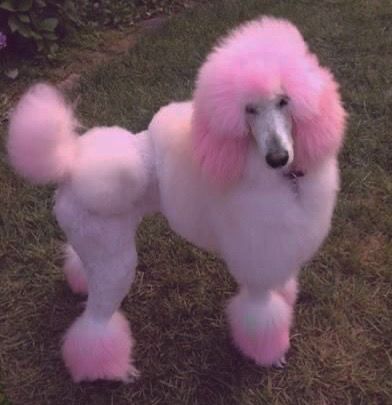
[212,172,334,271]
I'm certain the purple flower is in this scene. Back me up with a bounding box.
[0,32,7,50]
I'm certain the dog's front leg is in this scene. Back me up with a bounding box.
[223,254,295,368]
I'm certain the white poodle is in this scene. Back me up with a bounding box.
[7,17,346,382]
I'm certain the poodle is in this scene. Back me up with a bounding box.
[7,16,346,382]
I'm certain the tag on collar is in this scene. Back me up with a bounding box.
[285,170,305,180]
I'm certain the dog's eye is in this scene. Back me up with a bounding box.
[277,96,289,108]
[245,104,258,115]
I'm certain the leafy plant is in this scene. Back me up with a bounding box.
[0,0,81,56]
[0,0,197,61]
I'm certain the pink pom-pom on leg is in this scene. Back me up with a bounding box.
[227,290,292,366]
[62,311,139,383]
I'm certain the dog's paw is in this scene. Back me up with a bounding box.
[227,290,292,366]
[272,355,287,369]
[123,364,141,384]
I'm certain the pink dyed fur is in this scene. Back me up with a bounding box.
[63,245,88,295]
[7,83,78,184]
[227,291,292,366]
[62,311,139,382]
[192,16,346,183]
[192,124,249,184]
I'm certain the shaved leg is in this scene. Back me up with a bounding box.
[63,244,88,295]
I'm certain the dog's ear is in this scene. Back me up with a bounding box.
[191,61,250,185]
[288,67,347,171]
[192,119,249,184]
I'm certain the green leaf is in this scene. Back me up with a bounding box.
[8,16,33,38]
[17,14,30,23]
[17,24,33,38]
[17,0,32,12]
[8,15,19,32]
[49,43,59,53]
[35,0,46,7]
[42,32,57,40]
[29,11,40,29]
[36,39,44,51]
[39,18,58,32]
[5,68,19,80]
[30,30,42,40]
[0,0,16,11]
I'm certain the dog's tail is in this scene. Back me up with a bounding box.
[7,83,78,184]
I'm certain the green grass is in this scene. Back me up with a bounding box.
[1,0,391,403]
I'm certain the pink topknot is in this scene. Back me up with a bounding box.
[192,16,347,183]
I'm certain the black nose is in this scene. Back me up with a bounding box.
[266,150,289,168]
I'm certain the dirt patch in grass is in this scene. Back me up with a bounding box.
[0,0,391,404]
[358,233,387,264]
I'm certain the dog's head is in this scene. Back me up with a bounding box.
[192,17,347,184]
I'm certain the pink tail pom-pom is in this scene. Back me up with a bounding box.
[7,83,77,184]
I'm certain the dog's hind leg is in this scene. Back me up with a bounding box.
[275,277,298,307]
[226,279,293,368]
[56,194,140,382]
[63,244,88,295]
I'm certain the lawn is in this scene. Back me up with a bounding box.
[0,0,391,404]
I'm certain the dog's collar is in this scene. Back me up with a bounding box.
[284,170,305,180]
[284,169,305,195]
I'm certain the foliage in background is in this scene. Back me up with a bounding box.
[0,384,9,405]
[0,0,80,57]
[0,0,196,58]
[80,0,195,28]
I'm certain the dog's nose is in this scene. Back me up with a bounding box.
[266,150,289,168]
